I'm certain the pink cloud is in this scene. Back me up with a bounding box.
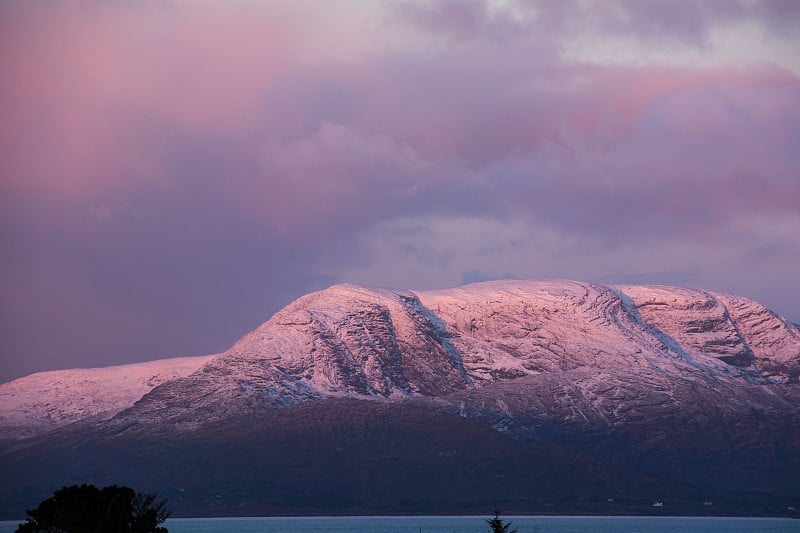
[0,1,304,203]
[1,0,799,381]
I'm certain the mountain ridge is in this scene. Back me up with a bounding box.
[2,279,798,438]
[1,279,798,517]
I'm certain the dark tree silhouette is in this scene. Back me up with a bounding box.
[16,484,170,533]
[486,505,518,533]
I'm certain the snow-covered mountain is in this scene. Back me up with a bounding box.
[2,280,798,434]
[0,355,214,439]
[1,280,798,517]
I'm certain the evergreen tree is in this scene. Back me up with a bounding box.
[486,505,518,533]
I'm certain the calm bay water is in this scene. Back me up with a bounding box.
[1,516,798,532]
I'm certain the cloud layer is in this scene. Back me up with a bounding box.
[2,0,799,381]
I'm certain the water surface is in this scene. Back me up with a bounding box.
[165,516,799,533]
[3,516,798,533]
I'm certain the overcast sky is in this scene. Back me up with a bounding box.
[2,0,799,383]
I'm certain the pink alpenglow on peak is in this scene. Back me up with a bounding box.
[2,280,797,438]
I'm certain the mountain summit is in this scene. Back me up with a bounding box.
[2,280,798,517]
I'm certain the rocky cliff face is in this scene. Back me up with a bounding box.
[1,280,798,516]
